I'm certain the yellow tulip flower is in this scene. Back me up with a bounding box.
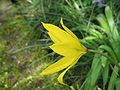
[41,18,87,85]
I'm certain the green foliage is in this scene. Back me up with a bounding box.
[83,5,120,90]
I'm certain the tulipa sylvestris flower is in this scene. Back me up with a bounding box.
[41,19,87,85]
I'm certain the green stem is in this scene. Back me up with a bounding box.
[88,49,120,70]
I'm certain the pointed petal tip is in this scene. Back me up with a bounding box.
[40,72,45,76]
[41,22,46,28]
[57,71,68,86]
[40,71,49,76]
[57,58,79,86]
[60,18,63,24]
[41,22,45,25]
[57,78,67,86]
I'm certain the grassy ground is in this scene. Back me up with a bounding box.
[0,0,120,90]
[0,0,70,90]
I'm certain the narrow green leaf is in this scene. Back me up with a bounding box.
[99,45,117,63]
[105,6,120,62]
[115,78,120,90]
[96,14,110,33]
[102,60,109,90]
[108,66,119,90]
[105,6,115,32]
[83,51,107,90]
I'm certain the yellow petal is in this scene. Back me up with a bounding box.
[47,32,60,43]
[40,55,80,75]
[50,43,85,56]
[57,56,80,85]
[60,18,79,41]
[42,22,77,43]
[60,19,87,50]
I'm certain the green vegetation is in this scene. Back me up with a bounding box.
[0,0,120,90]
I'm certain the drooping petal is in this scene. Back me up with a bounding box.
[57,55,80,85]
[42,22,77,43]
[50,43,86,56]
[40,56,80,75]
[60,18,79,41]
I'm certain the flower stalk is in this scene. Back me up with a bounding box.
[88,49,120,70]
